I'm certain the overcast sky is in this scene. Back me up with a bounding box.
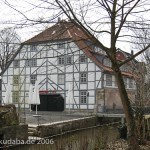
[0,0,149,54]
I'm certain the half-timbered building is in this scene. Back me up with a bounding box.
[1,20,137,112]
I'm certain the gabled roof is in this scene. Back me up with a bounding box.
[24,20,90,44]
[24,20,136,77]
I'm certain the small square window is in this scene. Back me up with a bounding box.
[13,60,20,67]
[13,76,19,85]
[80,73,87,83]
[30,45,37,51]
[30,75,37,85]
[79,55,87,63]
[58,57,65,65]
[66,56,72,65]
[57,42,65,49]
[26,60,30,67]
[31,59,37,67]
[58,74,65,84]
[12,91,19,103]
[80,91,87,104]
[26,59,37,67]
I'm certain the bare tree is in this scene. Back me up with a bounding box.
[2,0,150,149]
[0,27,21,71]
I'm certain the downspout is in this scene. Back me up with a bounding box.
[101,70,105,112]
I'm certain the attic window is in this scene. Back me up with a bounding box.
[30,45,37,51]
[57,42,65,49]
[79,55,87,63]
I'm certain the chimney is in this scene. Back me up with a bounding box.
[131,50,134,55]
[58,17,61,22]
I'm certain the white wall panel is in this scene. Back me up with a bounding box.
[80,64,87,71]
[88,73,95,81]
[80,105,87,109]
[88,63,95,71]
[74,73,79,81]
[80,84,87,89]
[88,82,95,89]
[74,91,79,97]
[88,105,94,109]
[88,97,95,104]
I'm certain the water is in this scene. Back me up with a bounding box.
[6,125,119,150]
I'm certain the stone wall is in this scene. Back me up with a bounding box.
[0,104,19,127]
[0,124,28,141]
[36,116,97,138]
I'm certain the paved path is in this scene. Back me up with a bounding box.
[22,110,91,125]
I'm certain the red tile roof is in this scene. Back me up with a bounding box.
[24,21,90,43]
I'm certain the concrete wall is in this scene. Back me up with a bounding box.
[36,116,97,138]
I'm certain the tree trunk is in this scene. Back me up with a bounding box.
[113,65,140,150]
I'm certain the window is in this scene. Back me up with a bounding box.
[80,91,87,104]
[58,74,65,84]
[26,60,30,67]
[79,55,87,63]
[103,58,112,67]
[13,60,20,68]
[66,56,72,64]
[58,57,65,65]
[106,74,112,86]
[12,91,19,103]
[57,42,65,49]
[30,45,37,51]
[30,75,37,85]
[26,59,37,67]
[80,73,87,83]
[31,59,37,67]
[13,76,19,85]
[129,78,133,88]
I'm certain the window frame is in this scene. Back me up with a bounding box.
[26,59,37,67]
[57,42,65,49]
[30,45,37,52]
[103,58,112,67]
[80,91,87,104]
[106,74,112,87]
[31,59,37,67]
[58,57,65,65]
[80,73,87,84]
[13,60,20,68]
[30,75,37,85]
[66,56,72,65]
[79,55,87,63]
[13,76,19,85]
[12,91,19,103]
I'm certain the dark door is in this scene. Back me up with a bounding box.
[31,94,64,111]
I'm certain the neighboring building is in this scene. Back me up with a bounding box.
[1,20,137,112]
